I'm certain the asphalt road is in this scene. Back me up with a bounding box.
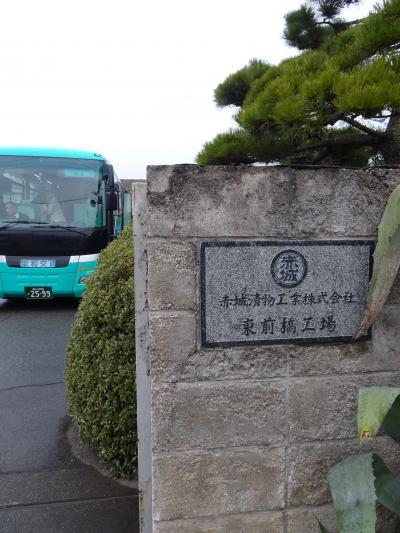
[0,298,139,533]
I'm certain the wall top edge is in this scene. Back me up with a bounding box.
[146,163,400,172]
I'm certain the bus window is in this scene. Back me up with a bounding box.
[0,149,118,300]
[122,191,132,229]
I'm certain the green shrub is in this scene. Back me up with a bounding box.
[65,223,136,478]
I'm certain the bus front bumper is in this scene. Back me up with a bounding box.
[0,255,97,299]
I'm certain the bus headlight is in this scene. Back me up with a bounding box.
[79,275,91,284]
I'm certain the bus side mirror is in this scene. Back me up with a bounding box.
[107,190,118,211]
[102,162,115,188]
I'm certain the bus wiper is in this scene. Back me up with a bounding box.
[46,224,89,237]
[0,220,49,230]
[0,221,89,237]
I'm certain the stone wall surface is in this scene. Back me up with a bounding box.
[134,165,400,532]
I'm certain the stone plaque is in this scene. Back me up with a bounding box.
[200,240,373,347]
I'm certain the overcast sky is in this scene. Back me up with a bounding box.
[0,0,377,179]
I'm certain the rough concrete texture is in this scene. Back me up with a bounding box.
[287,504,400,533]
[287,505,339,533]
[181,344,289,381]
[182,345,289,382]
[147,165,291,238]
[288,372,400,442]
[152,447,285,521]
[147,240,197,310]
[138,165,400,531]
[153,512,284,532]
[288,167,400,237]
[288,304,400,376]
[147,165,400,238]
[149,312,196,382]
[152,380,286,452]
[287,436,400,507]
[154,303,400,383]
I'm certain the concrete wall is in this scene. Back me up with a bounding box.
[134,165,400,533]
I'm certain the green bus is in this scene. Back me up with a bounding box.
[0,147,131,299]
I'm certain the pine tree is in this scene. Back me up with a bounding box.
[197,0,400,166]
[284,0,363,50]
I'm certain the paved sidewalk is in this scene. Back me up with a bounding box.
[0,299,139,533]
[0,415,139,533]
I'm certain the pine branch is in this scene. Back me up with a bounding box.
[343,17,364,26]
[311,147,330,163]
[342,115,389,138]
[316,18,337,28]
[292,133,380,154]
[316,17,364,28]
[326,111,346,125]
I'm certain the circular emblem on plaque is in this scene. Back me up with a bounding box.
[271,249,307,288]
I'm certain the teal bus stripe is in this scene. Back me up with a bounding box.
[0,147,105,160]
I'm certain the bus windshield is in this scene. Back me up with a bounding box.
[0,156,105,228]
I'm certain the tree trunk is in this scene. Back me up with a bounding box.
[381,110,400,165]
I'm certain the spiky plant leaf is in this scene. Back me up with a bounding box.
[328,453,377,533]
[373,454,400,516]
[353,184,400,339]
[381,394,400,444]
[358,387,400,441]
[318,520,332,532]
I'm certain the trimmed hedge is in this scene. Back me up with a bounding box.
[65,223,136,478]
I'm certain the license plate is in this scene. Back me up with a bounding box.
[20,259,56,268]
[25,287,53,299]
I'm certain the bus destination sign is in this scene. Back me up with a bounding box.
[200,240,373,348]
